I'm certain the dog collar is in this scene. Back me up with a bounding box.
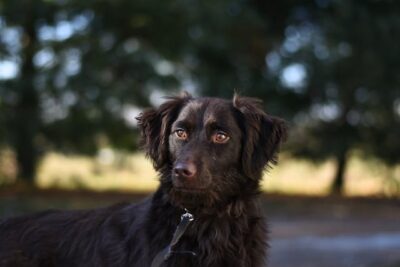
[150,209,196,267]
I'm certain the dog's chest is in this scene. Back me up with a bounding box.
[164,216,257,267]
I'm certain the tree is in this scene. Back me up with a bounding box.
[0,0,285,184]
[1,0,398,194]
[268,0,400,194]
[0,0,188,184]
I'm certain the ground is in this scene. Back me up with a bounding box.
[266,196,400,267]
[0,189,399,267]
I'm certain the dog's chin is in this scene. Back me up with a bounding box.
[173,186,207,193]
[168,186,219,211]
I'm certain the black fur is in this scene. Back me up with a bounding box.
[0,93,287,267]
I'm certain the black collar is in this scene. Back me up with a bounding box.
[151,209,196,267]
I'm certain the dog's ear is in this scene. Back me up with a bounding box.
[136,92,192,170]
[233,94,288,179]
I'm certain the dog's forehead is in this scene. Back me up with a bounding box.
[203,99,234,122]
[176,98,236,125]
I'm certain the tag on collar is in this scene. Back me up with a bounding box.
[151,209,196,267]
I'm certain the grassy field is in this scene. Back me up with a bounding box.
[1,148,399,196]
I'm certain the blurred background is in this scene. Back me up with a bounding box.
[0,0,399,266]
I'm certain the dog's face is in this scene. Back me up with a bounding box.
[137,93,287,211]
[168,98,242,192]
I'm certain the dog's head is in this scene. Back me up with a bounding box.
[137,92,287,211]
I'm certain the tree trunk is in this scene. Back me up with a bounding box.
[331,150,348,195]
[13,1,39,186]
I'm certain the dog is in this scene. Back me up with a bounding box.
[0,92,287,267]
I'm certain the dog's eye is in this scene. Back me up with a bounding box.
[212,131,230,144]
[175,129,188,140]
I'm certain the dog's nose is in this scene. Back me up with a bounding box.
[173,162,197,179]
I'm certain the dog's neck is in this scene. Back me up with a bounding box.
[152,185,262,219]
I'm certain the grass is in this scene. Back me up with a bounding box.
[1,148,399,196]
[262,154,395,196]
[37,151,159,192]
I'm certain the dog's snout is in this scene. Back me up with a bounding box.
[174,162,197,179]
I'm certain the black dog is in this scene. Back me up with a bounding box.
[0,93,287,267]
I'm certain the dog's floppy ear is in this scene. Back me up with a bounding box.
[233,94,288,179]
[136,92,192,170]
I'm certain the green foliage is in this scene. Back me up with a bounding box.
[278,1,400,167]
[0,0,399,186]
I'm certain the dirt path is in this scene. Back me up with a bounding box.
[265,196,400,267]
[269,220,400,267]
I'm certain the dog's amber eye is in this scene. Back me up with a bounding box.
[212,132,230,144]
[175,129,188,140]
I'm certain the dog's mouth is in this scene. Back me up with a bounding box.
[171,173,212,193]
